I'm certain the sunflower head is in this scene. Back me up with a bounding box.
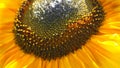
[13,0,104,60]
[0,0,120,68]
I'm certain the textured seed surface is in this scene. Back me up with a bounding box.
[14,0,104,60]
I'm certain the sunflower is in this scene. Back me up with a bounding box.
[0,0,120,68]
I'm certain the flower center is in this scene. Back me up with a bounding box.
[14,0,104,60]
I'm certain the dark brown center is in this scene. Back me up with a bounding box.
[14,0,104,60]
